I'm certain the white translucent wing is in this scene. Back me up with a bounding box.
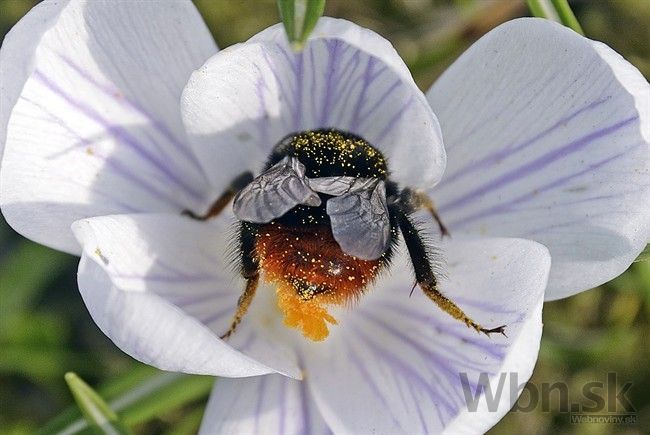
[309,176,360,196]
[326,179,391,260]
[233,156,321,223]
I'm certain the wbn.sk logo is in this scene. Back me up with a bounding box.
[459,372,636,424]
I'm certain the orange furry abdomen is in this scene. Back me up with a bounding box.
[255,223,383,306]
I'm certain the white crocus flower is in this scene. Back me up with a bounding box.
[1,1,648,434]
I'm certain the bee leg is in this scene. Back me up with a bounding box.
[419,283,506,336]
[220,274,259,340]
[184,171,254,220]
[400,188,450,237]
[391,203,506,337]
[221,222,261,340]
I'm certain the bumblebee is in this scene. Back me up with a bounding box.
[189,129,505,341]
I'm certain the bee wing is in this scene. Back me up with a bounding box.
[233,156,321,223]
[326,179,391,260]
[309,176,360,196]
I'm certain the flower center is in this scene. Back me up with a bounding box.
[223,130,505,341]
[225,130,503,342]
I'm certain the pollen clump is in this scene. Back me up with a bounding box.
[276,283,337,341]
[255,222,384,341]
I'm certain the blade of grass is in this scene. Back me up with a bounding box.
[527,0,583,35]
[526,0,560,21]
[39,371,214,434]
[277,0,296,42]
[550,0,584,34]
[296,0,325,50]
[116,373,213,426]
[65,372,132,435]
[277,0,326,50]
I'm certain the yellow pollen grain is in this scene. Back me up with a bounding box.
[275,282,337,341]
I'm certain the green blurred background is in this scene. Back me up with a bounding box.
[0,0,648,434]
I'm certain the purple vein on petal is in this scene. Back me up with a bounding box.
[234,331,257,354]
[520,182,650,214]
[438,115,638,214]
[439,96,613,189]
[308,45,320,124]
[319,40,342,126]
[154,257,209,279]
[155,284,229,298]
[351,325,459,419]
[344,340,407,430]
[367,62,389,84]
[373,300,507,360]
[331,44,362,102]
[444,71,563,152]
[168,291,233,308]
[361,310,491,395]
[276,43,306,129]
[18,97,183,208]
[113,273,224,284]
[275,43,304,130]
[59,177,140,213]
[216,379,248,429]
[447,143,640,229]
[250,61,278,150]
[355,328,462,414]
[447,294,518,316]
[408,381,432,434]
[32,70,205,201]
[299,366,312,435]
[520,210,619,238]
[262,48,295,125]
[18,95,97,158]
[294,49,305,130]
[375,94,414,143]
[364,309,499,372]
[199,305,235,326]
[101,156,186,206]
[56,53,204,171]
[349,56,376,129]
[331,50,363,127]
[355,78,401,128]
[253,375,267,434]
[359,314,477,413]
[278,375,287,435]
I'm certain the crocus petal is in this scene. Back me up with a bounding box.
[0,0,59,154]
[182,17,445,191]
[72,213,301,378]
[305,238,550,434]
[200,375,330,435]
[427,18,650,299]
[0,0,217,254]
